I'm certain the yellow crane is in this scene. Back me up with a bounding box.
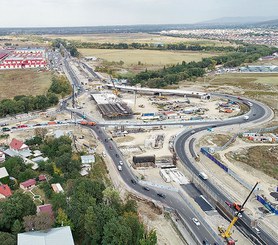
[218,182,259,245]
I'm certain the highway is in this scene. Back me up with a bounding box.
[61,52,276,245]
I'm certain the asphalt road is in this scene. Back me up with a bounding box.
[62,51,276,245]
[174,97,276,245]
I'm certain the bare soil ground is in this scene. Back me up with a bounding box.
[0,69,52,100]
[226,145,278,180]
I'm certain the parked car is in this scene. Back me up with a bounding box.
[118,165,122,171]
[119,161,123,165]
[131,179,137,185]
[142,186,150,191]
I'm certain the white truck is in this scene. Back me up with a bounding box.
[199,172,208,180]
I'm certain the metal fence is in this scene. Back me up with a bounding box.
[200,147,254,191]
[256,195,278,215]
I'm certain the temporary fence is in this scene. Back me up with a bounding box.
[256,195,278,215]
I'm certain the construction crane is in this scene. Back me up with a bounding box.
[218,182,259,245]
[110,76,120,97]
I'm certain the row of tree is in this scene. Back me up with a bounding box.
[52,39,79,57]
[69,40,240,52]
[0,75,71,117]
[125,44,277,88]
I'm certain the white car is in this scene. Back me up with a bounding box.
[118,165,122,171]
[119,161,123,165]
[192,218,200,226]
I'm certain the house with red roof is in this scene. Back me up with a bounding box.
[38,175,46,182]
[20,179,36,190]
[10,138,29,152]
[37,204,54,217]
[0,184,12,199]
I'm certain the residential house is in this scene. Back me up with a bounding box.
[18,226,74,245]
[37,204,54,217]
[0,184,12,199]
[10,138,29,152]
[20,179,36,190]
[51,183,64,193]
[0,167,9,184]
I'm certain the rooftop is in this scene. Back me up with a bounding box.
[18,226,74,245]
[0,184,12,197]
[0,167,9,179]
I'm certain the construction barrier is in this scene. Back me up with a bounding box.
[256,195,278,215]
[200,147,228,172]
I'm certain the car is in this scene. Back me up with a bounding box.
[192,218,200,226]
[190,130,196,135]
[142,186,150,191]
[115,154,119,158]
[253,113,256,116]
[157,193,166,198]
[202,240,210,245]
[117,165,122,171]
[131,179,137,185]
[119,161,123,165]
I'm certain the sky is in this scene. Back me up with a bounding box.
[1,0,278,27]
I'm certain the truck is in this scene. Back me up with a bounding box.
[199,172,208,180]
[243,115,249,120]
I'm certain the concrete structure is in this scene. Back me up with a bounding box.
[18,226,74,245]
[0,184,12,199]
[105,84,211,99]
[20,179,36,190]
[81,155,95,164]
[91,93,133,119]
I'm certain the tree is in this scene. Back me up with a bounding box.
[23,213,54,232]
[139,229,157,245]
[102,217,132,245]
[18,169,37,183]
[3,157,26,180]
[0,192,36,230]
[0,232,16,245]
[34,128,48,140]
[11,219,22,235]
[56,208,74,230]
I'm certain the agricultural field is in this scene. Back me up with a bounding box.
[0,69,52,100]
[79,48,218,66]
[0,35,48,48]
[43,33,233,46]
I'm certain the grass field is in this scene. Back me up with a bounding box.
[210,73,278,88]
[79,48,218,66]
[0,69,52,100]
[43,33,233,46]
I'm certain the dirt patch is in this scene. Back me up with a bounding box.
[226,146,278,180]
[198,133,232,147]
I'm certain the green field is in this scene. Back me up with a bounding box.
[0,69,52,100]
[79,48,218,66]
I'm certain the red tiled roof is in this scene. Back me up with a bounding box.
[10,138,25,150]
[0,184,12,197]
[20,179,36,188]
[39,175,46,181]
[38,204,53,216]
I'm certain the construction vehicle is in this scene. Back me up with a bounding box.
[218,182,258,245]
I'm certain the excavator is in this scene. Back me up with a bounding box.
[218,182,259,245]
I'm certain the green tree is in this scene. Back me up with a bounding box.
[11,219,22,235]
[139,229,157,245]
[0,232,16,245]
[102,217,132,245]
[56,208,74,230]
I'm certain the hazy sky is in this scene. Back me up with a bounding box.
[1,0,278,27]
